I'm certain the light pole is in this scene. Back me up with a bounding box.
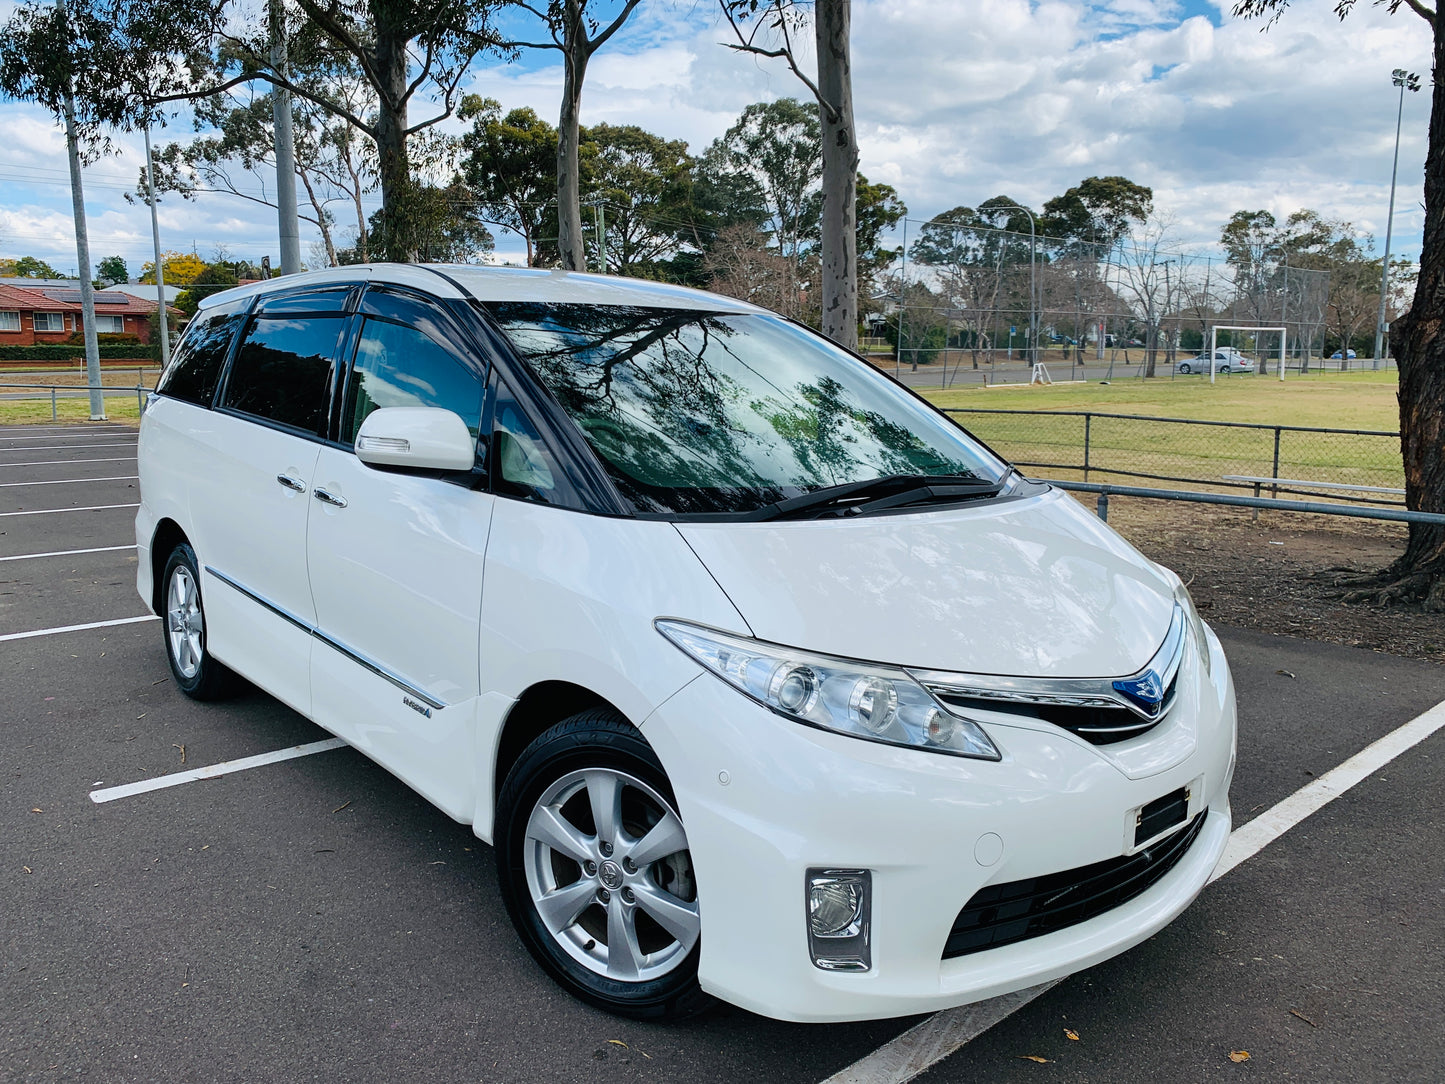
[1374,68,1420,368]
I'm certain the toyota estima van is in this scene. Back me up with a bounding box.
[135,264,1236,1023]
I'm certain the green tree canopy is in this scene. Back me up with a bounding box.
[458,95,559,267]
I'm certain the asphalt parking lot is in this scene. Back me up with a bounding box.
[3,421,1443,1084]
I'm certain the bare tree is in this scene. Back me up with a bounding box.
[1113,214,1179,378]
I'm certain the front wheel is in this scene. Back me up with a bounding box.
[161,543,242,700]
[496,711,711,1020]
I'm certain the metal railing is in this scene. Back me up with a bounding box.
[1045,479,1445,528]
[0,382,149,419]
[949,408,1404,503]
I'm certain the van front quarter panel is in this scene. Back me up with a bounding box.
[472,498,749,841]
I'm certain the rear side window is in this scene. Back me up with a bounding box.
[223,316,343,436]
[343,317,484,444]
[156,304,245,407]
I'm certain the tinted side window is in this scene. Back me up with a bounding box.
[344,318,484,444]
[156,305,245,407]
[488,372,570,504]
[223,316,343,436]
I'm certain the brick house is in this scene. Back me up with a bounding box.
[0,282,172,346]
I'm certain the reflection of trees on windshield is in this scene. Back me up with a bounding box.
[759,376,975,485]
[486,303,990,513]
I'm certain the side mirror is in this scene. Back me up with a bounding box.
[355,407,475,472]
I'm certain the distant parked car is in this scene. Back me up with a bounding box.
[1175,350,1256,375]
[1330,349,1357,360]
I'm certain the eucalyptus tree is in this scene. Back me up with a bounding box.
[459,95,559,267]
[719,0,860,349]
[506,0,645,272]
[66,0,512,262]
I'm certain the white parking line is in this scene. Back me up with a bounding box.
[0,614,158,642]
[0,475,137,488]
[0,503,140,518]
[822,696,1445,1084]
[0,436,137,442]
[0,456,138,467]
[0,544,136,563]
[0,443,138,452]
[89,739,349,804]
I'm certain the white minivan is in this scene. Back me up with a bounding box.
[136,265,1236,1023]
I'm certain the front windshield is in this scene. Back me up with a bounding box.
[485,303,1008,515]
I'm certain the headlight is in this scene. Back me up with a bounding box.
[1173,583,1211,678]
[655,620,1000,761]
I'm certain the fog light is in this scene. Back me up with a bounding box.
[806,869,871,972]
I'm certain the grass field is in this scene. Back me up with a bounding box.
[920,370,1401,431]
[919,372,1405,493]
[0,397,141,426]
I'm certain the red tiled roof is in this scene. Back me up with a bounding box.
[0,283,173,314]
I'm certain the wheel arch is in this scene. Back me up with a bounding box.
[490,681,633,827]
[149,518,190,614]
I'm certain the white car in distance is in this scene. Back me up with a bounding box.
[1176,349,1256,375]
[135,265,1236,1023]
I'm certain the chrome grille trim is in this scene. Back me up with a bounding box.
[910,605,1187,743]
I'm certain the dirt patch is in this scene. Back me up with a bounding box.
[1088,496,1445,665]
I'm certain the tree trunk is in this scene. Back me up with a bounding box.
[555,0,588,272]
[1382,22,1445,607]
[815,0,858,350]
[297,167,337,265]
[373,22,411,262]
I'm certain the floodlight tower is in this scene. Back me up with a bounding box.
[1374,68,1420,368]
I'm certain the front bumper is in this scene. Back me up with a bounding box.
[641,627,1236,1022]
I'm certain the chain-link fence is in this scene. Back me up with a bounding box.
[947,408,1405,503]
[880,219,1344,381]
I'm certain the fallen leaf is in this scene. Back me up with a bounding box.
[1064,1028,1080,1041]
[30,808,42,813]
[1275,669,1296,679]
[23,866,32,874]
[607,1039,628,1049]
[429,860,446,865]
[1289,1009,1318,1028]
[640,1051,652,1059]
[1228,1050,1251,1063]
[333,801,351,814]
[173,743,186,764]
[1019,1055,1050,1063]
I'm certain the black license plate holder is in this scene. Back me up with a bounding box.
[1135,786,1189,846]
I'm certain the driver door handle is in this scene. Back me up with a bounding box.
[276,473,306,493]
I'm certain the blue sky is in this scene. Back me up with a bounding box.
[0,0,1431,275]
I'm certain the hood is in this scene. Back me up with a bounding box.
[674,489,1176,679]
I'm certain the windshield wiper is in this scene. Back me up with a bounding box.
[744,472,1005,522]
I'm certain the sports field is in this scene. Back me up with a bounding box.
[920,371,1404,491]
[921,370,1400,431]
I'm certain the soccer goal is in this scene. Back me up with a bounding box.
[1208,325,1287,383]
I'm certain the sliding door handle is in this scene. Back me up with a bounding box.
[313,487,348,509]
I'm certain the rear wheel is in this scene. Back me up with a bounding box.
[1178,362,1192,374]
[496,710,711,1020]
[161,543,242,700]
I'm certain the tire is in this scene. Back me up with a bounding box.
[1177,363,1191,375]
[496,710,712,1021]
[161,543,243,700]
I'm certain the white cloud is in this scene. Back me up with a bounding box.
[0,0,1431,270]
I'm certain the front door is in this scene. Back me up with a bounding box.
[306,298,493,819]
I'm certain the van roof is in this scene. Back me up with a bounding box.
[196,263,766,315]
